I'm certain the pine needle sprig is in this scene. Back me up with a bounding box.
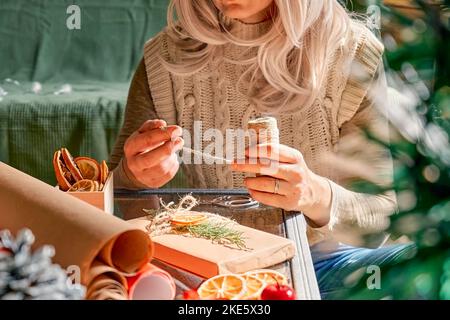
[174,222,249,250]
[144,195,250,250]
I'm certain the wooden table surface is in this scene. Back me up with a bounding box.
[114,189,321,300]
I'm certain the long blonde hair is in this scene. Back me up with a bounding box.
[164,0,352,113]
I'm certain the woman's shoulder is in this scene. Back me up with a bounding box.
[346,20,385,74]
[143,27,174,60]
[330,20,386,127]
[143,22,194,59]
[328,19,384,92]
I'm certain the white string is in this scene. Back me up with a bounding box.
[182,147,233,164]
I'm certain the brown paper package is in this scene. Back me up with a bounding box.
[0,162,153,299]
[129,216,296,279]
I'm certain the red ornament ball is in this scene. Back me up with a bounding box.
[261,283,296,300]
[183,289,200,300]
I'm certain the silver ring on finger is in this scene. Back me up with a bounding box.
[273,178,280,194]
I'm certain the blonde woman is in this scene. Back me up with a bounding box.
[110,0,413,298]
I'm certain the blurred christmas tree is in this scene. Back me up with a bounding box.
[339,0,450,299]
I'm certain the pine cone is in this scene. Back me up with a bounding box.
[0,229,85,300]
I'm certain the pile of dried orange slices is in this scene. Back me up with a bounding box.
[196,269,288,300]
[53,148,109,192]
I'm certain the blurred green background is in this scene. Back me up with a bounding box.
[340,0,450,300]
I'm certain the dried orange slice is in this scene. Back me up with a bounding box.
[244,270,288,287]
[68,179,96,192]
[241,275,265,300]
[171,212,208,226]
[197,274,246,300]
[53,150,74,191]
[61,148,83,182]
[100,160,109,184]
[75,157,100,181]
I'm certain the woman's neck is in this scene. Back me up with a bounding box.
[238,11,271,24]
[220,12,272,41]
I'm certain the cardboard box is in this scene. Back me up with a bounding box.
[57,174,114,214]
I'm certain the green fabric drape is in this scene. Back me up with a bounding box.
[0,82,128,184]
[0,0,168,82]
[0,0,168,184]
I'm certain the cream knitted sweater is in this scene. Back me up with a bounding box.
[110,19,396,245]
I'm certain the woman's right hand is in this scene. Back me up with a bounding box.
[123,119,184,188]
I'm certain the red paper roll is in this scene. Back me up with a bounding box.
[126,263,176,300]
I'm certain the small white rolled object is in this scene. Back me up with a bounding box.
[247,116,279,145]
[247,117,280,177]
[54,84,72,95]
[32,82,42,94]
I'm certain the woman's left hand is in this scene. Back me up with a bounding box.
[231,143,332,227]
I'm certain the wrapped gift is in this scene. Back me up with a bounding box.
[129,216,296,279]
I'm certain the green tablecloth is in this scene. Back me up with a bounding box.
[0,82,128,184]
[0,81,189,188]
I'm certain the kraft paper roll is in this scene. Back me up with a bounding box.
[0,162,155,299]
[86,261,128,300]
[126,263,176,300]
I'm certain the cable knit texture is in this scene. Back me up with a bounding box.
[110,19,396,245]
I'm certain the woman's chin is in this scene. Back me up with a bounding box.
[221,7,251,20]
[222,10,267,23]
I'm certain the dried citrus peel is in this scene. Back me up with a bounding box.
[197,274,247,300]
[196,269,288,300]
[170,212,208,226]
[75,157,100,181]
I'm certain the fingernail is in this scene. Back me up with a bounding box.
[171,127,183,138]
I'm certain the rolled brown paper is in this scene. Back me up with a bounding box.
[0,162,153,286]
[87,278,128,300]
[86,261,129,300]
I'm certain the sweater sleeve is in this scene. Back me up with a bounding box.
[325,25,397,232]
[109,58,158,189]
[327,66,397,232]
